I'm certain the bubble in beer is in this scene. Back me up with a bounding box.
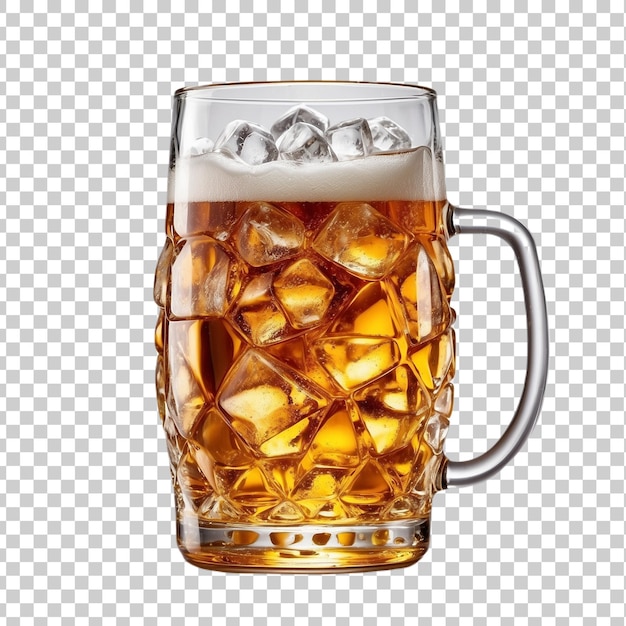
[368,116,412,153]
[270,103,329,139]
[213,120,279,165]
[276,122,337,163]
[325,118,374,161]
[187,136,214,157]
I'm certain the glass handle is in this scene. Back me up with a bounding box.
[443,206,549,487]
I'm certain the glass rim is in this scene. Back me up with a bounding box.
[173,80,438,103]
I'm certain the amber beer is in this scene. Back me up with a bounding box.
[154,144,457,570]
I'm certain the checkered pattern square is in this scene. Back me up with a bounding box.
[1,2,625,624]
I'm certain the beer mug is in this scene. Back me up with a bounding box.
[154,82,548,572]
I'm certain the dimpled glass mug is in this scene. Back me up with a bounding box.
[153,82,548,572]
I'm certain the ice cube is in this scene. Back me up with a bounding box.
[273,258,335,329]
[214,120,279,165]
[277,122,337,163]
[259,414,320,457]
[234,202,305,267]
[271,104,329,139]
[313,336,401,391]
[325,117,373,161]
[218,350,329,449]
[187,136,214,157]
[353,365,430,454]
[230,274,294,346]
[266,337,339,394]
[312,202,408,279]
[330,282,400,338]
[368,116,412,153]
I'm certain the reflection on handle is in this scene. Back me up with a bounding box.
[443,206,549,487]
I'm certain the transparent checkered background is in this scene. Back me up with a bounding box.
[1,2,624,624]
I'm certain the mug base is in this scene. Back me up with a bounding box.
[177,517,430,573]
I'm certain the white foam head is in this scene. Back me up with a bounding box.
[168,147,447,204]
